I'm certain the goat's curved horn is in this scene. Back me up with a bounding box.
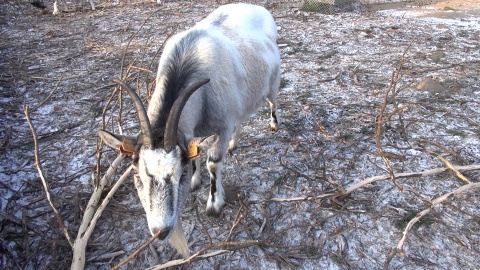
[164,78,210,152]
[112,79,153,147]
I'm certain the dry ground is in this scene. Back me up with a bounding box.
[1,0,479,269]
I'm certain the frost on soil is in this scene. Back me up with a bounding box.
[0,1,479,269]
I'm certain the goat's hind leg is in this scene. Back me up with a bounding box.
[267,67,281,132]
[267,94,280,132]
[228,122,241,153]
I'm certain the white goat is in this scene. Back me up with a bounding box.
[51,0,95,15]
[99,3,281,257]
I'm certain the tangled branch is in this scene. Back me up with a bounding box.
[375,42,413,192]
[70,157,129,270]
[384,180,480,269]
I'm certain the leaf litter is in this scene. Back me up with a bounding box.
[0,0,479,269]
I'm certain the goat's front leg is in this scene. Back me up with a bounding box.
[190,158,201,190]
[206,154,225,216]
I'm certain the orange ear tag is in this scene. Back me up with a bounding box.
[187,140,200,159]
[120,138,135,155]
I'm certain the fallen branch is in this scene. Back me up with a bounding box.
[427,151,471,184]
[24,106,74,247]
[147,250,230,270]
[417,138,468,165]
[31,76,63,112]
[195,206,212,244]
[384,181,480,269]
[226,193,248,241]
[112,229,165,270]
[259,164,480,203]
[344,164,480,194]
[70,156,129,270]
[318,71,341,83]
[147,240,261,270]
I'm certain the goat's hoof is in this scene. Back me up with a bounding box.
[190,183,201,191]
[228,140,238,154]
[227,146,237,155]
[190,176,201,191]
[269,123,279,132]
[206,199,225,217]
[206,206,222,217]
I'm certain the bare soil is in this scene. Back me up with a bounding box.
[1,1,479,269]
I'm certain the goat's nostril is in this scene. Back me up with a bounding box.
[152,227,171,240]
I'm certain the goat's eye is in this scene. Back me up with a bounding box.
[180,169,188,183]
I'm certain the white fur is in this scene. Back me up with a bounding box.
[191,158,202,190]
[206,161,225,214]
[140,148,178,176]
[228,122,242,152]
[169,217,189,258]
[102,4,281,258]
[137,147,183,237]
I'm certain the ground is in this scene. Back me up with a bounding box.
[1,0,479,269]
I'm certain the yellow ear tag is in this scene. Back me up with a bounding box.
[187,140,200,159]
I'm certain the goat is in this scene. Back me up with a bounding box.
[51,1,95,15]
[99,3,281,257]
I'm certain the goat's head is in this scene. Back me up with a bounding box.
[99,79,213,250]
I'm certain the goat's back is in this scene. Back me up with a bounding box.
[197,3,278,43]
[153,4,281,138]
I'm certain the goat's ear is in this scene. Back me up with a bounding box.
[98,130,138,156]
[186,135,218,159]
[194,134,218,150]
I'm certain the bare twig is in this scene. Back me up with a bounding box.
[129,65,153,73]
[279,147,315,182]
[417,138,468,165]
[119,10,159,79]
[314,119,340,141]
[318,71,341,83]
[111,229,165,270]
[384,181,480,269]
[429,152,471,184]
[147,250,230,270]
[95,87,120,186]
[147,240,262,270]
[195,205,212,244]
[226,194,247,241]
[23,106,74,247]
[31,76,64,112]
[375,42,413,192]
[260,193,334,203]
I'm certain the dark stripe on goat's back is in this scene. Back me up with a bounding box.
[149,30,207,144]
